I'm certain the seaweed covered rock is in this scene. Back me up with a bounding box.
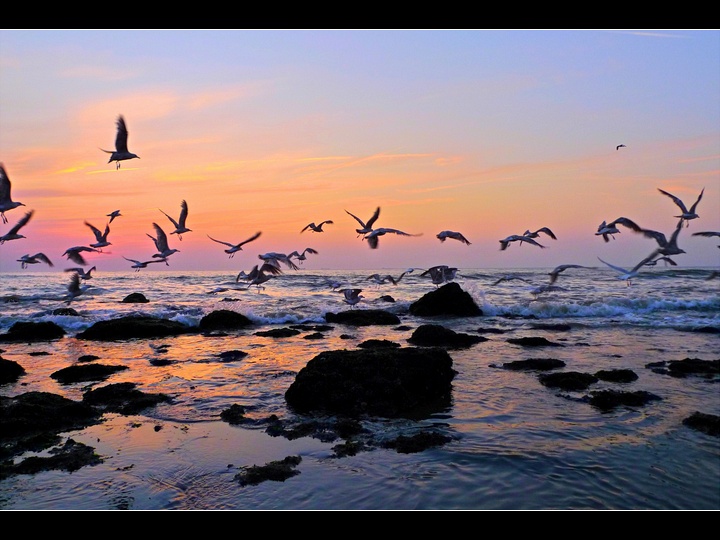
[75,315,194,341]
[409,282,482,317]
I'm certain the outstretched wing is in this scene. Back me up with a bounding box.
[115,115,129,153]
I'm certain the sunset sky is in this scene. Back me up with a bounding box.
[1,29,718,273]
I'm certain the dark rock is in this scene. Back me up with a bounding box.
[0,438,103,480]
[235,455,302,486]
[53,307,80,316]
[82,382,172,415]
[381,431,453,453]
[324,309,401,326]
[477,327,507,334]
[594,369,638,383]
[220,403,248,424]
[682,411,720,437]
[77,354,101,363]
[507,336,564,347]
[358,339,401,349]
[539,371,598,391]
[496,358,566,371]
[199,309,253,331]
[218,350,248,362]
[0,357,25,384]
[122,292,149,303]
[645,358,720,378]
[51,363,129,384]
[378,295,395,303]
[409,282,483,317]
[75,315,193,341]
[528,323,572,331]
[407,324,488,348]
[255,328,301,338]
[588,389,662,411]
[285,347,456,418]
[303,332,325,340]
[0,321,66,343]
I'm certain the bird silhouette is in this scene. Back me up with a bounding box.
[65,266,97,280]
[258,252,299,270]
[85,221,112,250]
[100,115,140,169]
[691,230,720,249]
[207,231,262,258]
[0,163,26,224]
[363,227,422,249]
[436,230,471,245]
[548,264,587,284]
[597,256,646,286]
[107,210,122,223]
[345,207,381,237]
[62,245,100,266]
[239,263,283,290]
[17,252,53,269]
[0,209,33,244]
[522,227,557,241]
[616,144,627,150]
[160,199,192,240]
[595,217,641,242]
[147,222,180,262]
[301,220,333,233]
[420,265,458,287]
[338,288,363,308]
[288,247,318,263]
[499,234,545,251]
[65,271,91,304]
[123,256,166,271]
[657,187,704,227]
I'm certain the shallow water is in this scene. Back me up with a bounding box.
[0,267,718,510]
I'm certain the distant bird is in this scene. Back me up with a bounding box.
[491,274,530,286]
[207,231,262,258]
[301,220,333,233]
[288,247,318,263]
[147,222,180,261]
[346,207,381,237]
[436,230,471,245]
[65,271,90,304]
[338,288,363,308]
[597,256,646,286]
[160,199,191,240]
[0,209,33,244]
[420,265,458,287]
[62,245,100,266]
[691,230,720,248]
[548,264,587,285]
[499,234,545,251]
[65,266,97,280]
[258,252,299,270]
[123,256,166,271]
[0,163,26,224]
[522,227,557,241]
[239,263,283,290]
[107,210,122,223]
[363,227,422,249]
[616,144,626,150]
[366,269,413,286]
[643,256,677,267]
[595,217,641,242]
[657,187,704,227]
[17,252,53,269]
[100,115,140,169]
[85,221,112,250]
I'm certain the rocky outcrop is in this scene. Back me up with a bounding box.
[0,357,25,384]
[0,321,66,343]
[122,293,149,303]
[199,309,253,331]
[407,324,488,348]
[408,282,482,317]
[75,315,194,341]
[50,364,129,384]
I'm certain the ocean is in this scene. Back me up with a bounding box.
[0,266,718,510]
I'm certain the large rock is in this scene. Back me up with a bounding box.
[0,321,66,343]
[408,282,482,317]
[0,357,25,384]
[407,324,488,348]
[199,309,253,331]
[285,347,456,418]
[75,315,194,341]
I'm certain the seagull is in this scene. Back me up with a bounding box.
[597,256,646,286]
[301,220,333,233]
[345,207,381,238]
[123,256,166,271]
[17,253,53,269]
[491,274,530,286]
[0,209,33,244]
[62,245,100,266]
[632,218,686,261]
[436,230,471,245]
[691,230,720,249]
[616,144,626,150]
[100,115,140,169]
[338,288,364,308]
[657,187,704,227]
[0,163,26,224]
[595,217,641,242]
[643,256,677,267]
[258,252,299,270]
[107,210,122,223]
[522,227,557,241]
[530,284,568,297]
[363,227,422,249]
[288,247,318,263]
[207,232,262,258]
[65,266,97,280]
[239,263,283,290]
[84,221,112,250]
[499,234,545,251]
[366,269,413,286]
[548,264,587,285]
[420,265,458,287]
[160,199,191,240]
[65,271,91,304]
[147,222,180,261]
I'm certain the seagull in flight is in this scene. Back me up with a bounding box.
[491,274,530,286]
[657,187,704,227]
[258,252,300,270]
[0,163,26,224]
[597,256,646,286]
[0,209,33,244]
[338,288,364,308]
[100,115,140,169]
[642,256,677,267]
[62,245,100,266]
[522,227,557,242]
[363,227,422,249]
[366,269,413,286]
[85,221,112,250]
[65,272,91,304]
[548,264,587,285]
[207,231,262,258]
[17,252,53,269]
[632,218,686,262]
[65,266,97,280]
[160,199,192,240]
[420,265,458,287]
[301,220,333,233]
[346,207,381,238]
[147,222,180,262]
[691,230,720,249]
[288,247,318,263]
[107,210,122,223]
[499,234,545,251]
[616,144,627,150]
[436,230,471,245]
[238,263,283,290]
[595,217,641,242]
[123,256,166,271]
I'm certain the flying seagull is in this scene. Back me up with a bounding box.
[691,230,720,249]
[160,199,192,240]
[345,207,381,238]
[548,264,587,285]
[363,227,422,249]
[632,218,687,262]
[657,187,704,227]
[499,234,545,251]
[616,144,626,150]
[64,271,91,304]
[0,209,33,244]
[107,210,122,223]
[258,252,300,270]
[436,230,471,245]
[65,266,97,280]
[85,221,112,250]
[491,274,530,286]
[642,256,677,267]
[123,256,166,271]
[420,265,458,287]
[366,269,413,286]
[147,222,180,261]
[597,256,646,286]
[522,227,557,241]
[62,245,100,266]
[288,247,318,263]
[301,220,333,233]
[100,115,140,169]
[207,231,262,258]
[17,252,53,269]
[0,163,26,224]
[338,288,364,308]
[595,217,641,242]
[239,263,283,291]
